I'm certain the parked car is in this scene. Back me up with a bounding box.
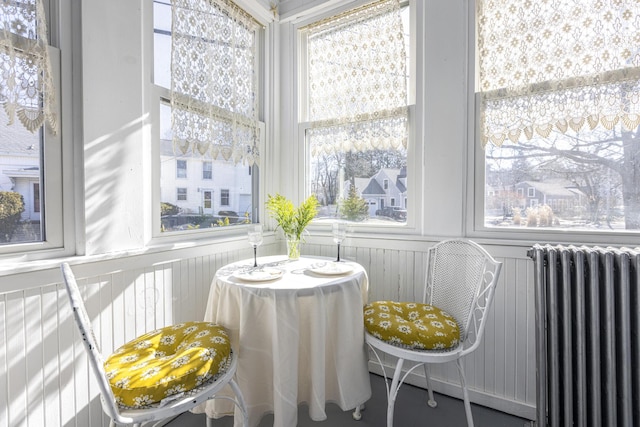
[375,206,407,221]
[217,210,243,224]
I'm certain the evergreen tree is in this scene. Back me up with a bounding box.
[339,183,369,221]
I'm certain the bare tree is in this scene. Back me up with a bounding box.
[486,125,639,229]
[312,148,407,207]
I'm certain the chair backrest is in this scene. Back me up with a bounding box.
[423,239,502,354]
[60,263,121,421]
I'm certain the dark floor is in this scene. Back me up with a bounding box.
[166,373,532,427]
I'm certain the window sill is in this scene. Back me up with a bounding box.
[0,232,276,280]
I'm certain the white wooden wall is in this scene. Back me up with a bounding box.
[0,239,535,426]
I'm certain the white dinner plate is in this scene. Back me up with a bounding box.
[233,267,284,282]
[308,262,354,276]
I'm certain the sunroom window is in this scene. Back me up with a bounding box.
[153,0,262,234]
[299,0,411,225]
[0,0,66,254]
[477,0,640,233]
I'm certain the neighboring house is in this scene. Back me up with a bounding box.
[515,180,584,215]
[345,167,408,217]
[160,139,252,218]
[0,118,41,222]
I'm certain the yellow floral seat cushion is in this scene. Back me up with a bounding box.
[364,301,460,350]
[104,321,231,408]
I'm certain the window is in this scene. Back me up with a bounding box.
[220,189,230,206]
[203,162,212,180]
[477,0,640,234]
[0,0,68,255]
[300,0,411,226]
[153,0,263,233]
[177,188,187,201]
[176,160,187,178]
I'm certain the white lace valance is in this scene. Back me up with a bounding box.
[0,0,57,134]
[307,111,407,157]
[171,0,261,165]
[477,0,640,147]
[302,0,408,155]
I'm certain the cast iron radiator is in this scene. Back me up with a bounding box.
[528,244,640,427]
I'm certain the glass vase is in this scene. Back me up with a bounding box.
[286,235,301,260]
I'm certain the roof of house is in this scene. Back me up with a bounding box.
[0,118,40,157]
[378,168,407,193]
[361,178,384,195]
[519,180,583,198]
[348,167,409,196]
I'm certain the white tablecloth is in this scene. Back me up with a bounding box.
[192,255,371,427]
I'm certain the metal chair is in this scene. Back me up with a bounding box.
[358,239,502,427]
[61,262,248,427]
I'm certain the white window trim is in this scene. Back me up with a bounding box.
[203,161,212,180]
[291,0,423,236]
[0,25,77,261]
[177,187,187,201]
[176,159,187,179]
[146,0,270,243]
[297,106,420,236]
[466,3,640,246]
[220,189,230,206]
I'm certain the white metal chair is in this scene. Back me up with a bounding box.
[358,239,502,427]
[61,262,248,427]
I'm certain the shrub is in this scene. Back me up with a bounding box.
[161,202,180,216]
[0,191,25,242]
[512,207,522,225]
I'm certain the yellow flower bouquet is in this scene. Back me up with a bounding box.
[266,194,319,259]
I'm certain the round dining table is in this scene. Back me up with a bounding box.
[192,255,372,427]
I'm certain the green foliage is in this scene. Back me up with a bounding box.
[266,194,319,239]
[215,217,230,227]
[0,191,25,242]
[339,184,369,221]
[161,202,179,216]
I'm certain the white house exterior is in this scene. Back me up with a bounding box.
[346,167,408,217]
[0,117,41,222]
[160,139,253,219]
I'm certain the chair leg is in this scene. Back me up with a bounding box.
[455,359,474,427]
[228,378,249,427]
[352,403,365,420]
[385,358,405,427]
[422,364,437,408]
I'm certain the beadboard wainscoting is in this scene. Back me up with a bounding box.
[0,239,535,427]
[304,239,536,421]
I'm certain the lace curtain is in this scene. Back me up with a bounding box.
[0,0,56,134]
[171,0,260,165]
[301,0,407,156]
[477,0,640,148]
